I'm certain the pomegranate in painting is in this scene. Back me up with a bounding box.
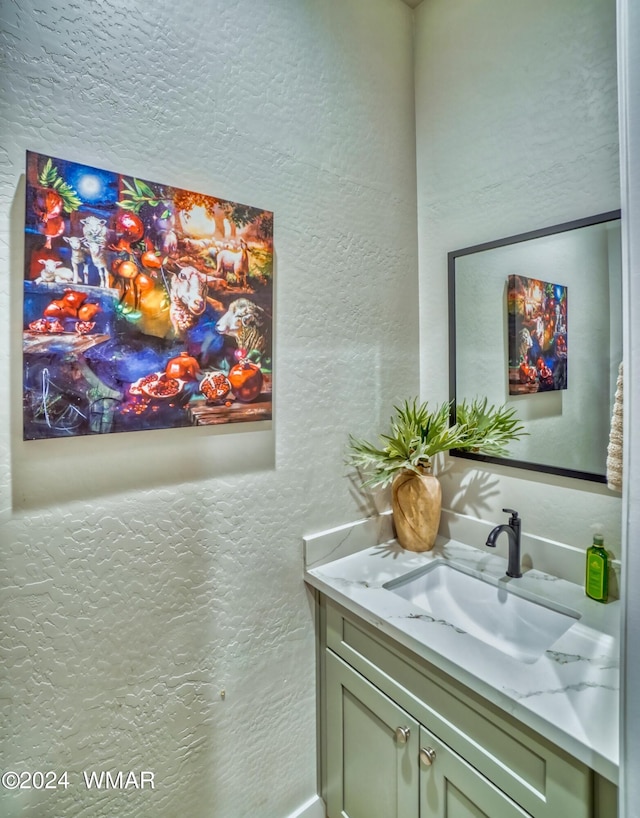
[62,290,88,311]
[44,293,97,320]
[77,302,100,322]
[116,212,144,242]
[141,249,164,269]
[228,361,263,402]
[75,321,96,335]
[200,372,232,402]
[165,351,200,380]
[43,301,69,319]
[114,260,139,279]
[34,189,64,246]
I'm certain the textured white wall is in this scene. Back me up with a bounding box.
[0,2,419,816]
[415,0,622,557]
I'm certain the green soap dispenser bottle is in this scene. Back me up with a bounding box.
[585,525,609,603]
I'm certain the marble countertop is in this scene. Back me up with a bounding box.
[305,535,620,783]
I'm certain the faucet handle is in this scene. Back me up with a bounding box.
[502,508,519,520]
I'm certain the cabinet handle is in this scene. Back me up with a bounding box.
[419,747,437,766]
[395,726,411,744]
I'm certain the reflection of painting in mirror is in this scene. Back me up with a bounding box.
[507,275,567,395]
[449,211,621,482]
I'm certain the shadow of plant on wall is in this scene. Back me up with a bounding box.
[436,460,502,518]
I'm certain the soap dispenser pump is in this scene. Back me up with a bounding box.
[585,524,609,603]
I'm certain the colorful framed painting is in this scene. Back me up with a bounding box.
[22,151,273,439]
[507,275,567,395]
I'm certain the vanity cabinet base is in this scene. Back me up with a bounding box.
[319,596,617,818]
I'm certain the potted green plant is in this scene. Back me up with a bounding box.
[346,397,525,552]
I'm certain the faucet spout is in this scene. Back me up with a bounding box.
[485,508,522,578]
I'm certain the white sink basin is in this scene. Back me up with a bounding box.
[384,561,581,664]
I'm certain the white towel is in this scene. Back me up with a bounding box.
[606,362,623,492]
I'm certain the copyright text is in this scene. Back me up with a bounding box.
[2,770,155,790]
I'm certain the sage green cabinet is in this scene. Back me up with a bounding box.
[326,651,528,818]
[326,651,419,818]
[320,597,616,818]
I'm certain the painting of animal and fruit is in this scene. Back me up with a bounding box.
[507,274,567,395]
[22,151,273,439]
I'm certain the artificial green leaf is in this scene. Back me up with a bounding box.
[346,397,525,488]
[137,180,156,198]
[38,158,53,186]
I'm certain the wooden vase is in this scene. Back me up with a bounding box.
[391,468,442,552]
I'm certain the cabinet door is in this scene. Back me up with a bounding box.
[419,725,530,818]
[326,651,420,818]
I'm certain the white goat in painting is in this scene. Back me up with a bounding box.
[215,297,270,356]
[63,236,89,284]
[34,259,75,284]
[216,240,250,289]
[81,216,109,288]
[168,266,208,336]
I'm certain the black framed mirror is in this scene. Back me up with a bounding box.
[449,210,622,483]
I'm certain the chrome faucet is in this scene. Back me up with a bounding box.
[486,508,522,578]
